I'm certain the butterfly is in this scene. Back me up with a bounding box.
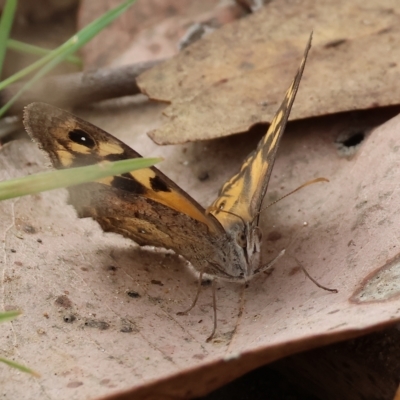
[24,34,313,340]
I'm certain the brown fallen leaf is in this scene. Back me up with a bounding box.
[78,0,244,68]
[1,99,400,399]
[137,0,400,144]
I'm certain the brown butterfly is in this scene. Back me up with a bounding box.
[24,34,327,340]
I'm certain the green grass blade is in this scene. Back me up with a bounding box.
[0,157,161,201]
[0,0,18,76]
[0,41,75,91]
[7,39,82,66]
[0,357,40,377]
[0,49,74,116]
[0,0,136,94]
[0,310,21,323]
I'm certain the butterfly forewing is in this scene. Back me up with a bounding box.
[23,103,224,235]
[208,34,312,229]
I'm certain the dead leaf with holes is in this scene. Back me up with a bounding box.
[2,97,400,399]
[137,0,400,144]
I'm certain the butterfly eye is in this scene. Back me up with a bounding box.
[236,232,247,248]
[69,129,96,149]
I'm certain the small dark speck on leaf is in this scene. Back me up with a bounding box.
[67,381,83,388]
[289,266,301,276]
[55,295,72,309]
[378,27,392,34]
[239,61,254,70]
[120,318,138,333]
[215,78,228,85]
[324,38,347,48]
[23,224,36,234]
[198,171,209,182]
[127,290,140,298]
[84,319,110,330]
[148,296,162,304]
[120,325,133,333]
[10,249,16,253]
[37,238,42,243]
[267,231,282,241]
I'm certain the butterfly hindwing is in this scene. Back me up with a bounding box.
[208,34,312,229]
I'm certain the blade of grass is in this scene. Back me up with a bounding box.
[0,310,21,323]
[0,0,18,76]
[7,39,82,67]
[0,157,161,201]
[0,357,40,377]
[0,0,136,94]
[0,37,76,91]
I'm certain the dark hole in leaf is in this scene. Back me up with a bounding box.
[341,131,365,147]
[63,314,76,323]
[335,130,366,157]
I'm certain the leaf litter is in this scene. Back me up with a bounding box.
[2,0,400,398]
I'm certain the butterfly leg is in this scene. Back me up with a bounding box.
[177,273,218,341]
[206,279,217,342]
[177,271,204,316]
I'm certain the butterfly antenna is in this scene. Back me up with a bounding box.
[294,256,338,293]
[252,177,329,223]
[209,208,247,227]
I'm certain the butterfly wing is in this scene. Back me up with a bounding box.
[208,34,312,229]
[23,103,225,241]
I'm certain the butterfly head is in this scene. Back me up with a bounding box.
[208,211,262,282]
[240,227,264,281]
[235,220,263,279]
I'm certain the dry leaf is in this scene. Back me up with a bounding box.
[1,99,400,399]
[137,0,400,144]
[78,0,241,67]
